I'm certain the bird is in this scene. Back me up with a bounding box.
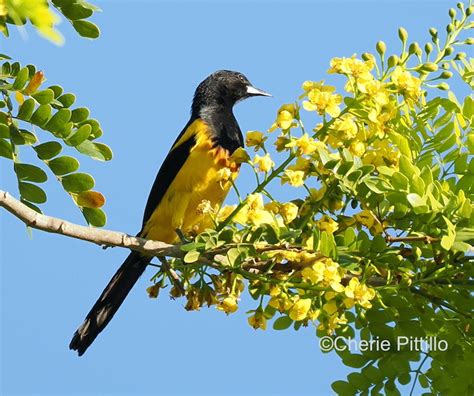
[69,70,271,356]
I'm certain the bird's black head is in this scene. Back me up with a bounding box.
[192,70,271,116]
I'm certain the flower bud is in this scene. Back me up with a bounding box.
[465,37,474,45]
[424,42,433,55]
[387,55,399,68]
[362,52,375,62]
[420,62,438,72]
[444,46,454,56]
[398,27,408,43]
[429,27,438,37]
[456,2,464,11]
[449,8,456,18]
[454,52,466,60]
[436,82,450,91]
[467,6,473,16]
[376,41,386,56]
[409,42,421,56]
[446,23,454,33]
[439,71,453,79]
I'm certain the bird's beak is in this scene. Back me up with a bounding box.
[246,85,272,97]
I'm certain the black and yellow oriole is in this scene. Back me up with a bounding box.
[69,70,270,356]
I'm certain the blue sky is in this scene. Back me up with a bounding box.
[1,1,455,395]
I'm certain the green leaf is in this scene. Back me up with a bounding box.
[14,163,48,183]
[407,193,428,213]
[320,231,337,259]
[0,138,13,159]
[467,133,474,154]
[10,126,37,145]
[71,107,90,123]
[44,109,72,133]
[18,182,47,203]
[12,66,29,90]
[34,141,62,160]
[31,89,55,105]
[57,93,76,108]
[82,207,106,227]
[391,172,409,191]
[389,131,412,159]
[371,234,387,253]
[76,140,112,161]
[48,85,63,98]
[30,104,52,126]
[331,380,357,396]
[0,124,8,138]
[47,156,80,176]
[21,199,42,214]
[60,3,93,20]
[441,216,456,250]
[342,354,369,368]
[66,124,91,146]
[462,95,473,121]
[399,155,418,177]
[61,172,95,192]
[72,20,100,39]
[273,316,293,330]
[17,98,36,120]
[184,250,200,263]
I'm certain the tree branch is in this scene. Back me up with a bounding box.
[0,189,182,258]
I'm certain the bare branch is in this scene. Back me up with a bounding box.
[0,189,181,258]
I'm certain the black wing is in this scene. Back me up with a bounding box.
[140,116,197,229]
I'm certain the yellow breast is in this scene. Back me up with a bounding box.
[141,119,239,243]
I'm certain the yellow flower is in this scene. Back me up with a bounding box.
[324,313,348,333]
[247,193,264,210]
[146,284,160,298]
[327,114,358,149]
[269,104,298,132]
[344,277,376,309]
[323,301,338,315]
[244,193,275,226]
[217,296,238,314]
[230,147,250,164]
[264,201,280,214]
[253,153,274,172]
[364,79,390,106]
[301,261,325,284]
[328,55,376,94]
[280,202,299,223]
[246,131,266,149]
[196,199,214,215]
[248,311,267,330]
[281,169,305,187]
[363,139,400,168]
[328,55,374,77]
[216,167,232,182]
[289,298,312,321]
[288,157,311,173]
[247,208,275,226]
[303,86,342,118]
[349,140,366,157]
[274,135,290,152]
[391,66,422,101]
[295,134,319,155]
[317,215,339,234]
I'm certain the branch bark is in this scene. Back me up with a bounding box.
[0,190,182,258]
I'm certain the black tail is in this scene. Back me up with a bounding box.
[70,251,150,356]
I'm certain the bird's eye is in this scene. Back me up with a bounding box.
[238,74,246,82]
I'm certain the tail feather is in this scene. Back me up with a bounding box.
[70,251,150,356]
